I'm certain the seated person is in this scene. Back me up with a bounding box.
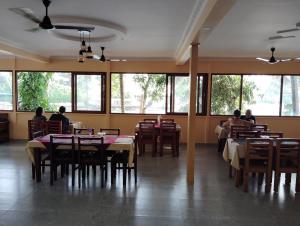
[49,106,70,134]
[240,109,256,123]
[32,107,47,121]
[222,109,254,129]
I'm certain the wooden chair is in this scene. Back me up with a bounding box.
[78,136,107,188]
[28,120,48,180]
[143,118,158,123]
[100,128,120,135]
[30,130,48,180]
[274,138,300,193]
[230,125,250,138]
[28,120,46,140]
[138,121,156,156]
[236,130,260,139]
[46,121,62,134]
[74,128,95,135]
[159,122,177,157]
[240,138,273,192]
[251,124,268,132]
[260,131,283,138]
[50,136,75,186]
[111,133,138,185]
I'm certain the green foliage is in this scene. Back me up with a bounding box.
[133,74,166,113]
[211,75,255,115]
[18,72,52,111]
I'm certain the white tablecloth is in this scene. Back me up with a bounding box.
[214,125,229,139]
[222,138,245,170]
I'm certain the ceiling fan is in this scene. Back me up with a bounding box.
[9,0,95,32]
[256,47,300,64]
[277,22,300,34]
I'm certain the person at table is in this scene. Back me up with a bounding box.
[32,107,47,121]
[240,109,256,123]
[49,106,70,134]
[222,109,254,128]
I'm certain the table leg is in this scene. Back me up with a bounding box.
[34,148,42,182]
[123,151,129,186]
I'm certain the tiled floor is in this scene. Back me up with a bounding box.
[0,141,300,226]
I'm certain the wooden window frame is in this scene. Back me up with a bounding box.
[72,72,106,113]
[15,71,106,113]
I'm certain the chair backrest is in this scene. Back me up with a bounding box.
[237,130,260,139]
[50,135,75,157]
[74,128,95,135]
[78,136,104,153]
[161,118,174,123]
[139,121,155,136]
[28,120,46,140]
[100,128,120,135]
[230,125,250,138]
[143,118,158,123]
[160,122,176,136]
[251,124,268,132]
[275,138,300,168]
[46,121,62,134]
[245,138,273,165]
[260,131,283,138]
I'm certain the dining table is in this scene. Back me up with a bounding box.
[26,133,135,182]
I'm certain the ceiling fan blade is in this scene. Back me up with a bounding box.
[25,27,41,32]
[54,25,95,31]
[9,8,41,24]
[268,35,296,40]
[256,57,269,62]
[92,55,100,60]
[279,58,292,62]
[277,28,300,34]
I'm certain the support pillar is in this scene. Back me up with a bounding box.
[186,43,198,184]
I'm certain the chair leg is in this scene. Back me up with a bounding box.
[61,164,65,178]
[265,171,272,193]
[274,171,280,192]
[235,170,241,187]
[122,154,127,186]
[78,165,81,188]
[296,172,300,192]
[134,165,137,184]
[243,171,249,192]
[65,164,69,175]
[285,173,291,186]
[32,164,36,180]
[42,160,46,174]
[72,163,75,187]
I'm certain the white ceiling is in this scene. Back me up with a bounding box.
[0,0,300,60]
[0,0,197,59]
[200,0,300,59]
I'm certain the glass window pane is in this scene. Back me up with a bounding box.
[174,76,189,113]
[211,75,241,115]
[197,76,203,114]
[17,72,72,112]
[0,72,13,110]
[111,73,166,114]
[242,75,281,116]
[282,76,300,116]
[76,74,102,111]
